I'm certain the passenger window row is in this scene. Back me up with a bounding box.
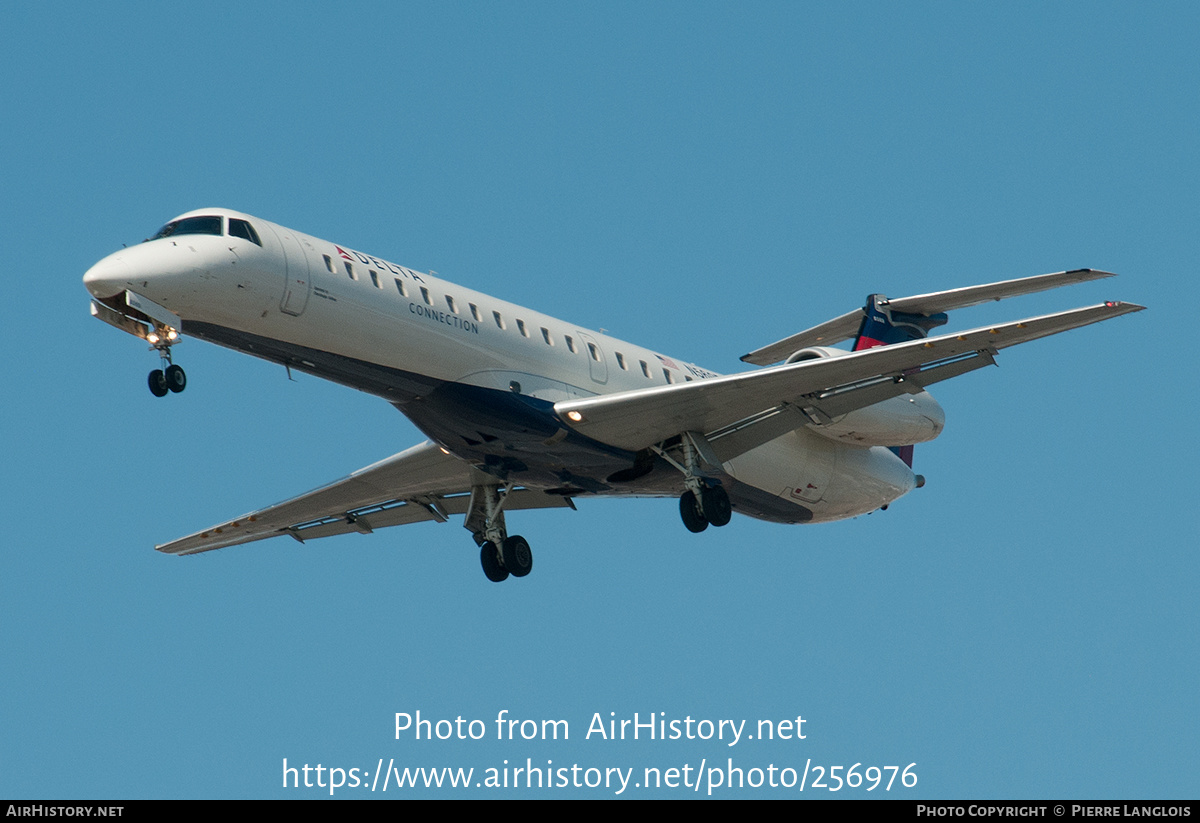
[316,250,665,382]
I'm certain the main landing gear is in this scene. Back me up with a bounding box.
[145,327,185,398]
[466,483,533,582]
[653,431,734,534]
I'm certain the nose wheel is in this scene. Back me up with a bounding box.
[165,364,186,392]
[148,364,187,397]
[148,369,168,397]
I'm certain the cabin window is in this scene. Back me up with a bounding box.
[565,335,577,353]
[323,255,334,273]
[394,278,407,297]
[469,303,481,321]
[616,352,627,370]
[516,319,529,338]
[369,270,380,288]
[541,327,553,345]
[663,369,673,383]
[150,215,223,240]
[420,287,432,306]
[446,295,458,314]
[640,360,650,378]
[228,218,262,246]
[493,311,506,330]
[588,343,600,362]
[344,261,356,280]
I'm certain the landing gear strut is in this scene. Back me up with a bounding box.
[146,326,185,397]
[467,483,534,582]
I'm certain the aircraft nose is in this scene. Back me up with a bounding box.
[83,253,129,299]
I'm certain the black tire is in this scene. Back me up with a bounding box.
[680,491,708,533]
[702,484,732,527]
[148,369,168,397]
[480,542,508,582]
[501,535,533,578]
[165,364,187,393]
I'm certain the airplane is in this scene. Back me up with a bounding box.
[83,208,1143,581]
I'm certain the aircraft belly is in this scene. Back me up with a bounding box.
[399,381,637,490]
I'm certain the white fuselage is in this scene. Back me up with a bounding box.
[84,208,926,524]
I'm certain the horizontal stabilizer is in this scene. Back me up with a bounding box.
[742,269,1116,365]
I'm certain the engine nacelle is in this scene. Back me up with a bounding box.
[786,347,945,446]
[784,346,848,364]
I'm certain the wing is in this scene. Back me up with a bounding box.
[555,300,1144,456]
[157,441,573,555]
[741,268,1116,365]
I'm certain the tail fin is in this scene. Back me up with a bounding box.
[853,295,947,469]
[852,294,949,351]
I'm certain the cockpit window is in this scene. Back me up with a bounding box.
[228,218,262,246]
[150,215,223,240]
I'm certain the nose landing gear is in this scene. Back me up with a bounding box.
[148,363,186,397]
[146,326,185,397]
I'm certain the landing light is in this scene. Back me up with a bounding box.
[146,332,159,344]
[167,329,179,341]
[566,410,584,422]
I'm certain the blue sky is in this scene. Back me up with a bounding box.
[2,2,1196,799]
